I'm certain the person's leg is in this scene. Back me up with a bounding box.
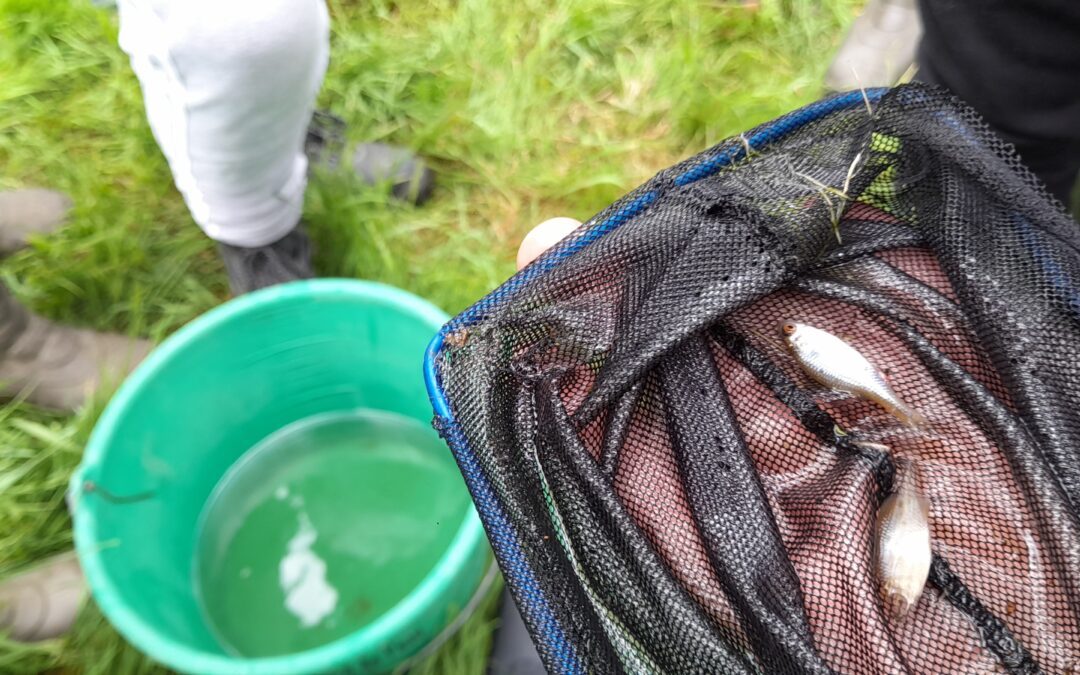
[916,0,1080,207]
[118,0,329,250]
[118,0,437,294]
[0,190,151,412]
[117,0,327,294]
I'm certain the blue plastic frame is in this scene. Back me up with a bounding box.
[424,88,889,673]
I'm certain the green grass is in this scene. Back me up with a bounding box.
[0,0,857,671]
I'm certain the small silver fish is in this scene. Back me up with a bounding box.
[876,458,932,619]
[782,321,927,428]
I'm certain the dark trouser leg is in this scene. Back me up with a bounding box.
[916,0,1080,206]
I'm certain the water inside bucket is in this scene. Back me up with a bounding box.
[193,409,468,657]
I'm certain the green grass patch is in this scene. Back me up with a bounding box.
[0,0,857,671]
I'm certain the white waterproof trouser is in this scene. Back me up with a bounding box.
[117,0,329,246]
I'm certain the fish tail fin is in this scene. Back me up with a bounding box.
[883,587,915,620]
[876,395,929,430]
[898,405,929,431]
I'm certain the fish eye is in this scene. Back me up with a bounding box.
[781,321,797,336]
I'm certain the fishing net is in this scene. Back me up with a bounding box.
[424,84,1080,674]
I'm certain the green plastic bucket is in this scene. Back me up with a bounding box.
[71,280,488,675]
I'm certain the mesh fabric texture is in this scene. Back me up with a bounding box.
[427,84,1080,674]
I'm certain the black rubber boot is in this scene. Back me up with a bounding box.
[218,113,437,296]
[218,226,315,295]
[305,110,436,205]
[350,142,435,206]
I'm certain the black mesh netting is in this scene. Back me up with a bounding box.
[429,84,1080,674]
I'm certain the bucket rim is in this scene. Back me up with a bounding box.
[71,278,488,675]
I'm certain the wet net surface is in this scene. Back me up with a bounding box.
[428,85,1080,674]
